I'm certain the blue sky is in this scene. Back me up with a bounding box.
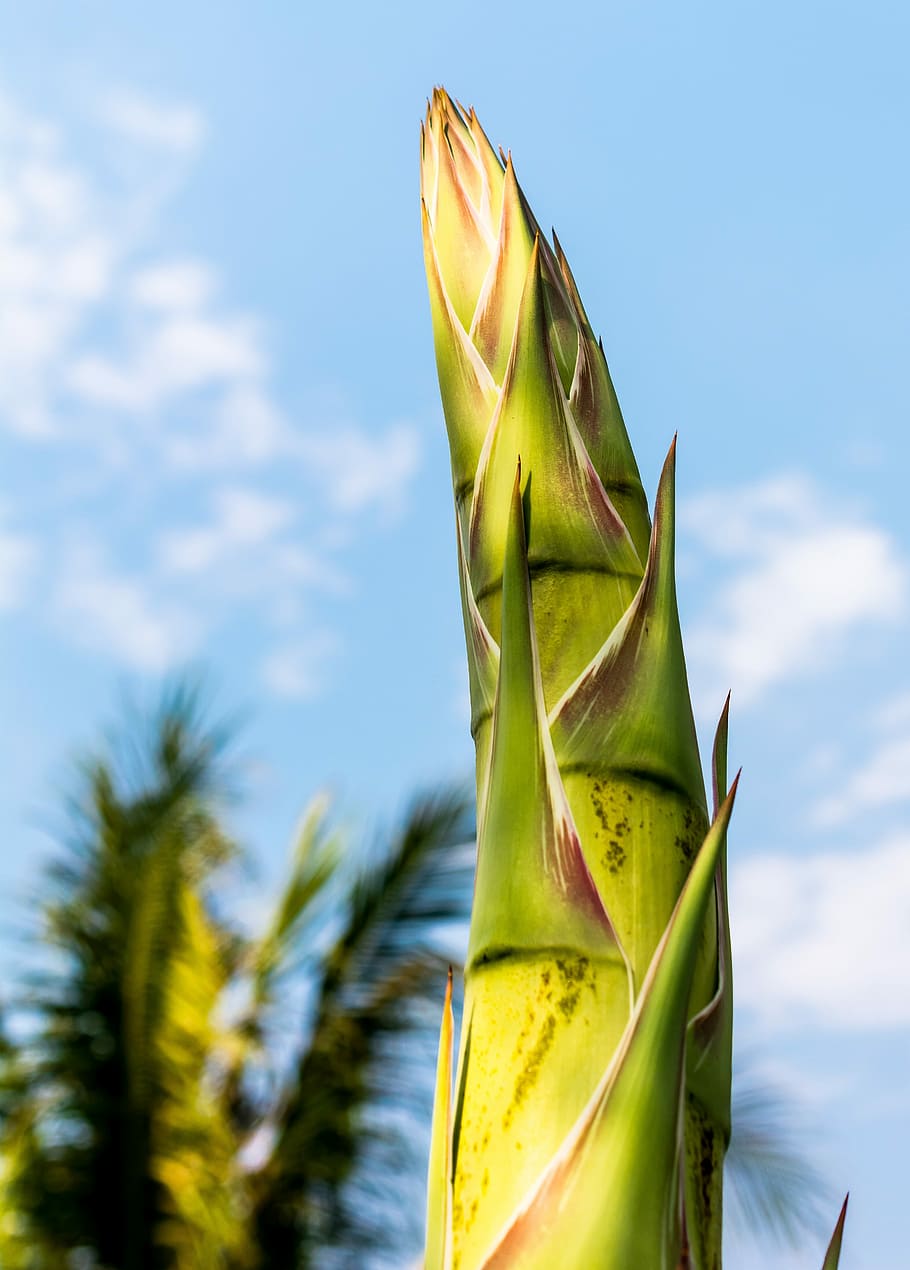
[1,2,908,1265]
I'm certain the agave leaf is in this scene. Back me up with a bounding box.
[684,694,734,1270]
[428,103,495,330]
[536,237,579,397]
[425,969,455,1270]
[466,103,505,230]
[469,237,642,704]
[470,461,621,962]
[552,232,651,559]
[548,440,711,994]
[436,90,487,214]
[454,512,499,807]
[820,1195,848,1270]
[478,779,739,1270]
[548,438,704,811]
[421,198,499,512]
[451,466,631,1269]
[471,156,539,385]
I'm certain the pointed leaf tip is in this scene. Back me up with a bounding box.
[469,454,621,964]
[821,1195,848,1270]
[550,432,705,816]
[470,216,640,628]
[727,768,742,803]
[712,692,732,816]
[425,969,455,1270]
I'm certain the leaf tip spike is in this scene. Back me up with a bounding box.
[821,1194,849,1270]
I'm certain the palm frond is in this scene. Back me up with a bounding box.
[250,794,342,1012]
[726,1061,833,1247]
[150,884,252,1269]
[250,786,475,1266]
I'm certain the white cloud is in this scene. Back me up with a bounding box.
[145,315,263,391]
[0,108,117,438]
[17,157,88,229]
[873,690,910,732]
[683,476,907,706]
[0,82,420,689]
[0,89,58,152]
[732,835,910,1030]
[153,489,346,644]
[268,543,349,594]
[262,633,339,701]
[129,259,215,311]
[812,692,910,826]
[298,422,421,517]
[68,313,265,411]
[158,487,296,574]
[0,517,37,610]
[0,85,228,446]
[164,385,293,470]
[56,543,197,670]
[99,90,205,154]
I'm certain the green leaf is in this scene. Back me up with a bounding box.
[421,197,499,513]
[464,100,506,230]
[549,438,704,815]
[548,440,711,999]
[424,95,495,330]
[552,231,651,562]
[478,778,739,1270]
[821,1196,848,1270]
[470,156,539,386]
[455,512,500,729]
[455,512,500,812]
[684,694,735,1270]
[250,793,340,1009]
[452,473,631,1268]
[469,460,623,966]
[425,968,454,1270]
[469,236,642,704]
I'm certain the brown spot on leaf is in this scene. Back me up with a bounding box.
[503,1013,556,1130]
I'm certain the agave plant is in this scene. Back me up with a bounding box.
[419,89,846,1270]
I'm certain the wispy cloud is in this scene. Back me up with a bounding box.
[812,691,910,827]
[163,384,292,470]
[154,486,348,634]
[873,690,910,732]
[56,541,198,670]
[0,508,37,610]
[297,422,421,518]
[682,475,907,707]
[262,633,340,701]
[128,258,217,311]
[98,89,206,154]
[67,311,265,411]
[0,95,114,438]
[0,82,421,688]
[732,835,910,1030]
[158,487,296,575]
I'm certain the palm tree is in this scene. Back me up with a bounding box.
[2,686,474,1269]
[8,686,249,1268]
